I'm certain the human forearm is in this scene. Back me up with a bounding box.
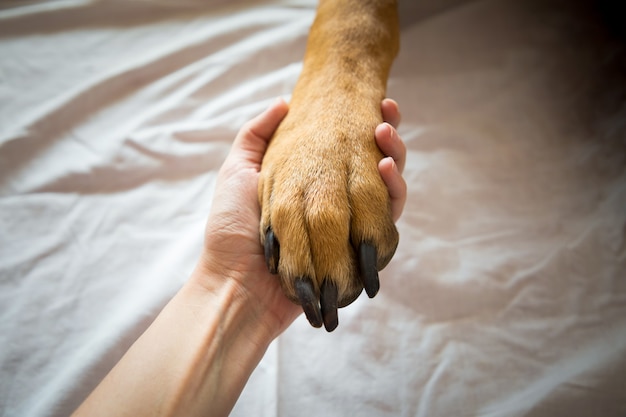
[71,97,405,416]
[72,269,276,417]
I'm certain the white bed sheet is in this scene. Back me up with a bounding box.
[1,0,625,416]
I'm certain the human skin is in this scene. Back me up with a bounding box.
[71,98,406,417]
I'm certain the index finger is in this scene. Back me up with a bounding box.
[381,98,401,128]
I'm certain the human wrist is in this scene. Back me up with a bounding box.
[187,258,283,345]
[148,273,277,417]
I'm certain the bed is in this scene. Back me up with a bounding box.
[1,0,625,416]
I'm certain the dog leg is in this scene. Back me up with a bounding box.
[259,0,400,331]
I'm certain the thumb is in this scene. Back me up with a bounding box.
[230,98,289,167]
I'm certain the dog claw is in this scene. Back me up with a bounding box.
[295,277,323,328]
[320,279,339,332]
[358,242,379,298]
[264,228,280,274]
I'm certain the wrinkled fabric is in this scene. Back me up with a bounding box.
[1,0,625,416]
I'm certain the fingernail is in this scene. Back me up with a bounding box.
[380,123,394,141]
[388,123,397,141]
[272,98,282,107]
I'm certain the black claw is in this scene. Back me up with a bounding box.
[358,242,379,298]
[294,277,323,328]
[320,279,339,332]
[264,228,280,274]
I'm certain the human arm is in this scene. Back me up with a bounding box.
[71,98,406,417]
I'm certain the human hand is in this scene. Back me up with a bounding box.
[193,98,407,338]
[72,100,405,417]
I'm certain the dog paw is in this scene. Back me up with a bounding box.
[258,107,399,331]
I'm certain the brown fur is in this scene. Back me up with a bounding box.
[259,0,400,312]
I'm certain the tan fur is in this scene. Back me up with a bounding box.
[259,0,400,307]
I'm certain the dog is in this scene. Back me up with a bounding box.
[258,0,400,332]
